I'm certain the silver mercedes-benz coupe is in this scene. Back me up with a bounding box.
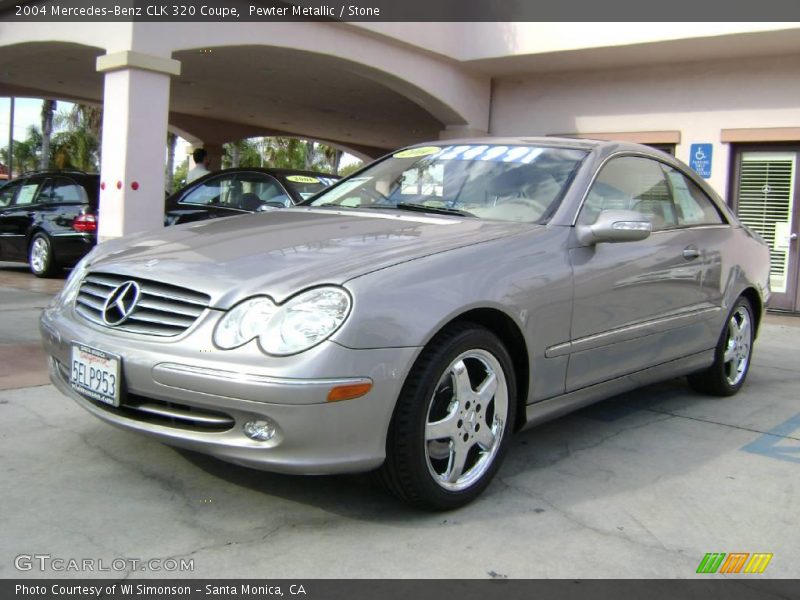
[41,138,770,509]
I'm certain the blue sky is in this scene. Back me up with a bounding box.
[0,97,64,150]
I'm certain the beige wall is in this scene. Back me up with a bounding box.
[490,55,800,196]
[352,23,800,62]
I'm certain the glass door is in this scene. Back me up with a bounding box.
[734,150,799,312]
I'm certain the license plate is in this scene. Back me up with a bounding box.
[70,344,121,407]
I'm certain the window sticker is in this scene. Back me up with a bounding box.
[286,175,321,184]
[393,146,442,159]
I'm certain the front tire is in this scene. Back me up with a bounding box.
[688,296,754,396]
[379,323,517,510]
[29,233,57,278]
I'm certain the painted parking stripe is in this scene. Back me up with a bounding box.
[741,413,800,464]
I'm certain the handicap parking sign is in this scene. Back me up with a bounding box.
[690,143,713,179]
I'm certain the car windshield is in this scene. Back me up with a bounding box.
[306,144,587,223]
[283,174,338,200]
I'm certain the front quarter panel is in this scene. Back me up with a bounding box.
[333,226,575,402]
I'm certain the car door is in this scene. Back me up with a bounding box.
[167,173,234,224]
[0,176,45,261]
[0,179,24,258]
[566,155,720,391]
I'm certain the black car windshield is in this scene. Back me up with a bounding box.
[307,144,587,223]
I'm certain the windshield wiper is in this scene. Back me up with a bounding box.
[393,203,476,218]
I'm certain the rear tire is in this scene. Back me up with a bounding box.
[688,296,754,396]
[29,233,57,278]
[379,323,517,510]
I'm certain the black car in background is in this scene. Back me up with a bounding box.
[164,168,339,225]
[0,170,99,277]
[0,167,339,277]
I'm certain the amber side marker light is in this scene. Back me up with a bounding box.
[327,382,373,402]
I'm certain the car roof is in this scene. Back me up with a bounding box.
[204,167,339,178]
[403,136,603,152]
[16,170,99,179]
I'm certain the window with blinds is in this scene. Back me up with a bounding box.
[737,152,796,294]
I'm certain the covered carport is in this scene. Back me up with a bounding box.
[0,21,491,240]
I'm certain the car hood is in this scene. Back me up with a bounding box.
[87,208,532,307]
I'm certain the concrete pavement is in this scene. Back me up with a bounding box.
[1,262,798,579]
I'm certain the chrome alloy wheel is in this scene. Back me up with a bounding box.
[30,236,50,274]
[724,305,752,387]
[424,349,509,491]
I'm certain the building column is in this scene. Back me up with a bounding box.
[96,51,181,241]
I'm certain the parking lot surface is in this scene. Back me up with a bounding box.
[1,262,797,578]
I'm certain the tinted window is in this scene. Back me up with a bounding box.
[181,173,287,210]
[0,181,21,207]
[233,173,286,209]
[181,175,228,206]
[579,156,678,231]
[663,167,724,226]
[41,177,89,204]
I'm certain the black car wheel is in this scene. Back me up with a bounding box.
[29,232,57,277]
[379,323,516,510]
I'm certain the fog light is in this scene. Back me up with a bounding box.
[243,419,276,441]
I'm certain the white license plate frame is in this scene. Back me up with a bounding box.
[69,343,122,407]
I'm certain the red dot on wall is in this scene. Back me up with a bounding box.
[131,181,139,191]
[100,181,106,190]
[116,181,122,190]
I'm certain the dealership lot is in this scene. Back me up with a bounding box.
[1,262,797,578]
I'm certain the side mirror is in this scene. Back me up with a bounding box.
[576,209,652,245]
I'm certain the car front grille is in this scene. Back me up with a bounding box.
[75,272,210,337]
[55,359,234,432]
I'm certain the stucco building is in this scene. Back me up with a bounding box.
[1,21,799,309]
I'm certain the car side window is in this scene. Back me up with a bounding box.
[662,167,724,226]
[578,156,678,231]
[181,174,228,206]
[0,181,22,207]
[14,180,43,206]
[42,177,89,204]
[233,173,287,209]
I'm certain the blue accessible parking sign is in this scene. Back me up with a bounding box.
[690,143,713,179]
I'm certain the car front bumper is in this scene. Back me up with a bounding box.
[40,304,420,475]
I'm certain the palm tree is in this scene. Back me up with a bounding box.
[222,139,263,168]
[39,100,56,169]
[52,103,103,171]
[321,144,343,174]
[0,126,41,175]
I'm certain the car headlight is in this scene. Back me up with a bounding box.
[213,287,352,355]
[54,252,93,308]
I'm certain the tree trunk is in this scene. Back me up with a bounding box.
[40,100,55,170]
[332,149,343,174]
[165,132,177,193]
[231,141,241,168]
[304,141,316,170]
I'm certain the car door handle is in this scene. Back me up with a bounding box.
[682,246,700,260]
